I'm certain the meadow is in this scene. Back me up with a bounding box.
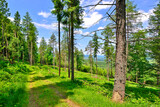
[0,60,159,107]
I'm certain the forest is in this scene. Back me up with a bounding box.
[0,0,160,106]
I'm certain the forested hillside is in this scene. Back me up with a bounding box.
[0,0,160,106]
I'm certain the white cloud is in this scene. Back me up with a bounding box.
[83,32,90,35]
[74,30,83,34]
[98,26,104,30]
[33,22,58,30]
[8,17,14,21]
[38,11,51,18]
[138,9,154,23]
[83,12,103,28]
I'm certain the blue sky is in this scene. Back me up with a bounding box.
[6,0,159,54]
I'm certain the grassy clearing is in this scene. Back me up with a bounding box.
[0,62,159,107]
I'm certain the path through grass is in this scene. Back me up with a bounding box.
[28,66,80,107]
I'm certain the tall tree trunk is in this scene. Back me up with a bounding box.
[125,9,129,74]
[107,57,110,81]
[157,71,159,85]
[30,41,32,66]
[90,54,92,75]
[2,23,5,60]
[96,56,98,75]
[18,34,19,63]
[71,3,74,81]
[68,23,71,78]
[53,43,55,69]
[58,21,61,76]
[112,0,126,102]
[111,57,113,78]
[136,71,138,83]
[5,33,8,59]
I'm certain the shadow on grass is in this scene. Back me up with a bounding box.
[29,75,83,106]
[75,76,159,103]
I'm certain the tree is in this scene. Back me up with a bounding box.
[0,0,10,59]
[49,33,57,68]
[93,32,99,75]
[149,2,160,85]
[39,37,47,64]
[85,40,93,74]
[112,0,126,102]
[75,48,84,70]
[126,0,142,74]
[22,12,32,62]
[51,0,64,76]
[128,30,149,83]
[28,23,38,65]
[14,11,21,62]
[101,26,114,80]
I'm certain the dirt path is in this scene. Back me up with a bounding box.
[28,71,80,107]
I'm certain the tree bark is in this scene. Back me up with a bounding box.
[68,23,71,78]
[107,57,110,81]
[136,71,138,83]
[58,21,61,76]
[96,56,98,75]
[157,71,159,85]
[112,0,126,102]
[2,23,5,59]
[30,41,32,66]
[71,2,74,81]
[53,43,55,69]
[111,57,113,78]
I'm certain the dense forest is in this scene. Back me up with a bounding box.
[0,0,160,106]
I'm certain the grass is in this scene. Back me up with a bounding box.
[0,61,160,107]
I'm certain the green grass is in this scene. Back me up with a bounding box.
[0,61,159,107]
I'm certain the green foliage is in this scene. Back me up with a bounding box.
[0,61,31,107]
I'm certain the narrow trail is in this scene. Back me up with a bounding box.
[28,70,80,107]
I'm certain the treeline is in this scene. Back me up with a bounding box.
[0,0,38,65]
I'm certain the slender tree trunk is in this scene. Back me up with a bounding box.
[71,3,74,81]
[96,56,98,75]
[111,57,113,78]
[30,41,32,66]
[125,10,129,73]
[68,23,71,78]
[18,34,19,63]
[157,71,159,85]
[107,57,110,81]
[112,0,126,102]
[53,43,55,69]
[136,71,138,83]
[2,23,5,60]
[23,51,24,62]
[90,53,92,75]
[58,21,61,76]
[65,55,66,71]
[5,33,8,59]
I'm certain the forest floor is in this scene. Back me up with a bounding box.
[0,62,160,107]
[28,69,80,107]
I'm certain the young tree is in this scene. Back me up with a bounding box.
[85,40,93,74]
[102,26,114,81]
[128,30,149,83]
[22,12,32,62]
[49,33,57,68]
[93,32,99,75]
[39,37,47,64]
[14,11,21,62]
[28,23,38,65]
